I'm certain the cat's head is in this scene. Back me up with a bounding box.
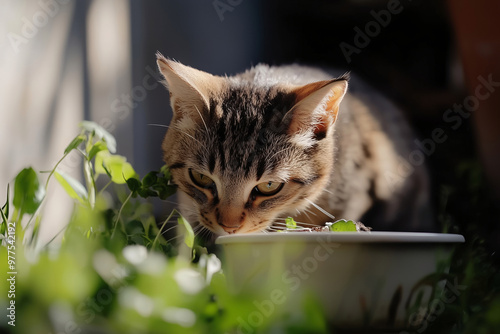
[156,53,347,235]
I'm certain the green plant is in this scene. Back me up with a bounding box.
[283,217,358,232]
[0,122,229,333]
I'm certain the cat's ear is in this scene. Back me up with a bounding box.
[156,52,224,117]
[287,77,348,142]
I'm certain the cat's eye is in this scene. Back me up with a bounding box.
[189,169,215,188]
[254,181,284,196]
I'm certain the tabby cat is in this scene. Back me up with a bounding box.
[156,53,432,235]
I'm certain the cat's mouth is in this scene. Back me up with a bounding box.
[219,223,241,234]
[204,220,271,235]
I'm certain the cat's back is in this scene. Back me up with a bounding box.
[235,63,332,86]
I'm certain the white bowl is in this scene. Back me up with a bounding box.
[216,232,465,332]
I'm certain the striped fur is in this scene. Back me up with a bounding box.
[157,55,432,235]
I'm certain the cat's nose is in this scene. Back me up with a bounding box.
[220,223,240,234]
[217,206,244,233]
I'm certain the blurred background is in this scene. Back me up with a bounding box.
[0,0,499,256]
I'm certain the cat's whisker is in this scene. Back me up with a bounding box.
[199,226,211,238]
[158,215,181,224]
[272,221,290,226]
[259,226,272,234]
[269,222,288,227]
[147,123,169,128]
[268,228,286,232]
[157,212,187,225]
[193,223,211,240]
[171,123,205,148]
[160,222,181,236]
[267,225,286,231]
[207,230,216,242]
[195,229,205,239]
[299,209,313,222]
[165,233,185,244]
[194,105,209,135]
[272,218,289,222]
[200,226,214,240]
[176,207,199,216]
[303,208,318,217]
[272,221,297,228]
[299,221,325,227]
[193,224,204,234]
[305,199,336,221]
[199,227,209,238]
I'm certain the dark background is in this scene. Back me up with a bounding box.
[126,0,499,259]
[3,1,498,247]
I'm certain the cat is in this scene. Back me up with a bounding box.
[156,52,433,235]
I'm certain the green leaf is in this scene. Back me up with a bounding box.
[95,153,113,179]
[126,177,141,192]
[88,140,107,161]
[95,151,137,184]
[13,167,45,217]
[152,183,167,193]
[155,184,177,200]
[142,172,158,188]
[137,188,157,198]
[329,219,357,232]
[0,191,7,233]
[94,151,107,175]
[285,217,297,229]
[125,219,145,237]
[1,184,9,222]
[79,121,117,153]
[64,134,86,154]
[161,165,172,180]
[54,170,88,203]
[178,215,194,249]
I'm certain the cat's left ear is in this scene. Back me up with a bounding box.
[287,77,348,141]
[156,52,224,117]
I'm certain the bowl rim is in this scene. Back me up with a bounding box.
[215,231,465,244]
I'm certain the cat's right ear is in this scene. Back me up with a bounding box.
[156,52,224,117]
[286,77,348,144]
